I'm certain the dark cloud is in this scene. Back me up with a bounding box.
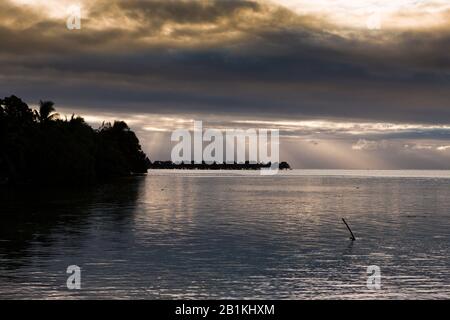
[110,0,261,25]
[1,0,449,125]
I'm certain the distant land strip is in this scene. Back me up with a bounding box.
[148,161,291,170]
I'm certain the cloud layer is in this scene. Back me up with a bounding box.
[1,0,450,167]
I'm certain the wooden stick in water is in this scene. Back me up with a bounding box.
[342,218,356,241]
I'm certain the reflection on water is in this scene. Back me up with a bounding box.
[0,170,449,299]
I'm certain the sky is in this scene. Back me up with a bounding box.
[1,0,450,169]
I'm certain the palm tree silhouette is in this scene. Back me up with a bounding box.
[37,100,59,123]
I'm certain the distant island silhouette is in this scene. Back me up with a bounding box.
[148,161,291,171]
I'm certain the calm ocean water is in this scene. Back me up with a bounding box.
[1,170,449,299]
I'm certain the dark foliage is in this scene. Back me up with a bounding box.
[0,95,149,185]
[96,121,150,178]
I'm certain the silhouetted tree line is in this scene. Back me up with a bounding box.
[149,160,291,170]
[0,95,150,185]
